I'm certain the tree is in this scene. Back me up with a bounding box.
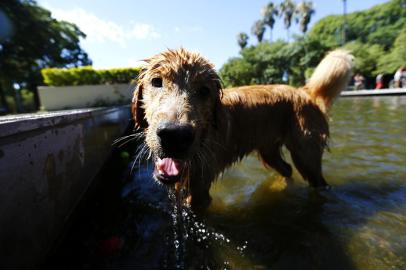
[0,0,91,113]
[237,32,249,49]
[279,0,296,41]
[343,41,385,88]
[251,19,266,43]
[309,0,406,49]
[220,41,289,87]
[281,35,329,85]
[295,0,315,33]
[219,57,254,87]
[226,0,405,89]
[376,29,406,74]
[261,2,279,42]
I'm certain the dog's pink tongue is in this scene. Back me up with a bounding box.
[157,158,182,176]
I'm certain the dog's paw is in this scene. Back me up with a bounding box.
[270,176,294,192]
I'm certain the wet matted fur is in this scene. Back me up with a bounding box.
[131,48,353,209]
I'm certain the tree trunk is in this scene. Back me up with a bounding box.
[14,89,23,113]
[3,79,22,113]
[0,83,10,114]
[28,83,40,111]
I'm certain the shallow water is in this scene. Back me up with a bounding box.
[206,96,406,270]
[47,96,406,270]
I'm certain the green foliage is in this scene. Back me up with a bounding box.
[309,0,406,49]
[224,0,405,88]
[220,41,289,87]
[307,15,342,47]
[305,0,405,86]
[20,89,36,111]
[344,41,385,78]
[219,58,254,87]
[0,0,91,112]
[244,41,290,84]
[376,28,406,74]
[3,88,35,112]
[220,37,328,88]
[41,66,141,86]
[280,35,328,85]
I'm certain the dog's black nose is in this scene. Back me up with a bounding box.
[157,122,195,156]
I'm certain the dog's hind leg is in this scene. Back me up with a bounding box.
[287,138,328,188]
[259,146,293,178]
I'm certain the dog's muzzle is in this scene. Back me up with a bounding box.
[154,157,184,184]
[153,121,194,184]
[156,121,194,158]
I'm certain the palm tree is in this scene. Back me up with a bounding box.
[261,2,279,42]
[237,32,249,49]
[295,0,315,34]
[279,0,296,41]
[251,20,266,43]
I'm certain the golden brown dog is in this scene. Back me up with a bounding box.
[131,48,353,209]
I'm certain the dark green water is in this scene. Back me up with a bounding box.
[207,96,406,270]
[46,96,406,270]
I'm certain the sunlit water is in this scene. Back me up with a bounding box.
[48,96,406,270]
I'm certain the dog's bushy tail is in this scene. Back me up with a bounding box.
[305,49,354,112]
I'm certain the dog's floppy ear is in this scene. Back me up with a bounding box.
[212,80,223,129]
[131,82,148,129]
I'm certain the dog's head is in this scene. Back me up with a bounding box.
[132,48,222,184]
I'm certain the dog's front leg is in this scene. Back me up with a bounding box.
[189,174,213,211]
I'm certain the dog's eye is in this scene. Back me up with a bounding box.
[198,86,210,98]
[151,77,163,88]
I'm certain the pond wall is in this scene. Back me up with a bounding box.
[341,88,406,97]
[0,106,131,270]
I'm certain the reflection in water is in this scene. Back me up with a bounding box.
[208,97,406,270]
[46,97,406,270]
[117,164,250,270]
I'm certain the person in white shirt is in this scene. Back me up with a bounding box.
[394,66,406,88]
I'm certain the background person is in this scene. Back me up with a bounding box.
[354,73,366,90]
[375,74,383,89]
[394,66,406,88]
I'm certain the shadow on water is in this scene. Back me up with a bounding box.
[45,96,406,270]
[44,162,406,270]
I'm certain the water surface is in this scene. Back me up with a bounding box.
[47,96,406,270]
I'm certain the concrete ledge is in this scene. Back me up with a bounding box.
[0,106,131,270]
[341,88,406,97]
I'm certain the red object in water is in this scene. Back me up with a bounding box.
[98,236,124,256]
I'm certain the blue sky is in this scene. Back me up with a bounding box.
[38,0,389,69]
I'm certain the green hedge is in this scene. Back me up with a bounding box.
[41,66,141,86]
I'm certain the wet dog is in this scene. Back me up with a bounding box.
[131,48,353,209]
